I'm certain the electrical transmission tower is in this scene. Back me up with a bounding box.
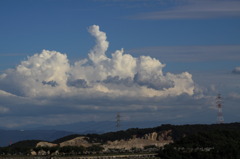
[116,112,121,130]
[216,94,224,124]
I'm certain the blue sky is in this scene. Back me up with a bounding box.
[1,0,240,71]
[0,0,240,130]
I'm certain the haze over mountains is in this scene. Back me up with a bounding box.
[0,130,72,147]
[0,121,166,147]
[0,119,220,147]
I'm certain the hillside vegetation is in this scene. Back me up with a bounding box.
[158,130,240,159]
[54,122,240,143]
[0,122,239,157]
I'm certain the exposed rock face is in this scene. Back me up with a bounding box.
[143,132,158,140]
[36,141,58,147]
[104,130,173,150]
[60,136,92,147]
[35,130,173,152]
[143,130,172,141]
[104,138,170,150]
[158,130,172,141]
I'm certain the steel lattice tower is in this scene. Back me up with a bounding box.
[116,112,121,130]
[216,94,224,124]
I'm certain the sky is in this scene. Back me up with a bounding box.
[0,0,240,130]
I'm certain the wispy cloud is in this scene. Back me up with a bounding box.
[0,53,28,57]
[232,67,240,74]
[131,0,240,20]
[0,106,9,114]
[127,45,240,62]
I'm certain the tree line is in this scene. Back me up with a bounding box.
[158,129,240,159]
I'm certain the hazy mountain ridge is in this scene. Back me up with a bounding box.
[0,130,73,147]
[0,121,165,147]
[35,121,166,133]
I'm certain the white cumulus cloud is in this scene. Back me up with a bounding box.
[0,25,195,99]
[0,50,70,96]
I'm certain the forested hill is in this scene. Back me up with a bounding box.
[0,130,73,147]
[2,122,240,147]
[54,122,240,144]
[1,122,240,157]
[157,124,240,159]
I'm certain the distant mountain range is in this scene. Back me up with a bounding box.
[0,130,73,147]
[0,121,164,147]
[35,121,166,133]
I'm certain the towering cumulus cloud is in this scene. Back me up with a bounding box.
[0,25,195,98]
[88,25,109,63]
